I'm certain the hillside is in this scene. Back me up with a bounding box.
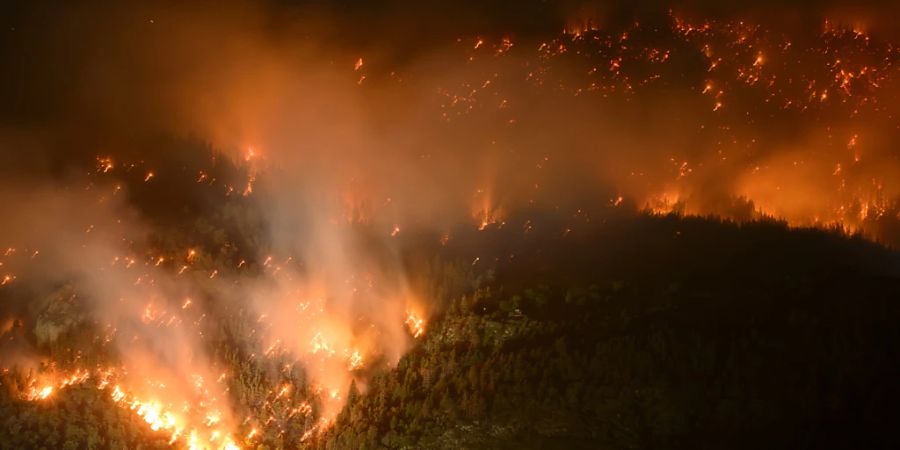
[4,214,898,449]
[315,216,900,450]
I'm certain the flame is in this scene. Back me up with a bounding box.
[28,385,54,401]
[96,156,114,173]
[473,188,505,230]
[405,311,426,338]
[348,349,363,370]
[310,332,335,356]
[19,369,243,450]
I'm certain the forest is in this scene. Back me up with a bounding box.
[2,192,899,449]
[2,1,900,448]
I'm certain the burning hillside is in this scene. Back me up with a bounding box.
[0,1,900,449]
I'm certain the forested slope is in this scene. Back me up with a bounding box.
[316,218,900,450]
[3,215,899,450]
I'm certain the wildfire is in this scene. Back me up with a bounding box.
[18,368,242,450]
[24,369,92,400]
[310,332,335,356]
[646,191,686,215]
[348,349,363,370]
[474,203,504,230]
[6,9,900,450]
[96,156,114,173]
[405,311,426,338]
[27,385,54,401]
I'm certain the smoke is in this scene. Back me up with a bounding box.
[3,1,898,227]
[0,180,240,442]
